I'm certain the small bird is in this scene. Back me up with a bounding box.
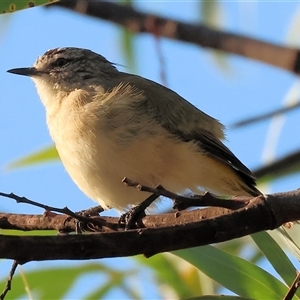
[7,47,261,211]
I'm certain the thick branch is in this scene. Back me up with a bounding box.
[0,189,300,261]
[48,0,300,74]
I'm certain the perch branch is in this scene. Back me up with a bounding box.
[0,188,300,261]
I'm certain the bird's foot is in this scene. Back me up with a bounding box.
[74,205,104,233]
[119,194,159,230]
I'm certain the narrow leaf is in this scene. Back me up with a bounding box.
[0,264,121,299]
[186,296,253,300]
[137,254,201,298]
[173,246,288,299]
[251,232,298,295]
[121,28,135,71]
[7,145,59,170]
[200,0,231,73]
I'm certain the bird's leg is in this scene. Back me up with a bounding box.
[119,194,159,230]
[74,205,104,233]
[121,178,249,228]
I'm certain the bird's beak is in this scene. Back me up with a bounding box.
[7,67,40,77]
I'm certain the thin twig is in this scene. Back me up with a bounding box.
[231,102,300,128]
[283,271,300,300]
[0,260,19,300]
[0,192,104,227]
[122,177,250,210]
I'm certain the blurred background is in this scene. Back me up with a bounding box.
[1,1,300,299]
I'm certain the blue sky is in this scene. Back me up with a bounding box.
[1,1,300,298]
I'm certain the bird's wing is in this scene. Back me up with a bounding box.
[113,74,260,196]
[192,130,259,194]
[116,74,225,140]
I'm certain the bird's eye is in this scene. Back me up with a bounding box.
[54,58,69,68]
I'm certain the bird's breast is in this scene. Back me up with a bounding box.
[47,102,170,209]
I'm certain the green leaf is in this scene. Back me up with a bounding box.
[85,280,121,300]
[0,229,57,236]
[275,226,300,261]
[121,28,135,71]
[173,246,288,299]
[217,237,264,266]
[0,0,59,14]
[0,264,92,299]
[7,145,59,170]
[85,268,140,300]
[251,232,298,292]
[0,263,127,299]
[186,296,253,300]
[200,0,231,73]
[119,0,135,71]
[201,0,220,26]
[137,254,203,298]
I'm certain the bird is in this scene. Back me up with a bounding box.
[7,47,261,212]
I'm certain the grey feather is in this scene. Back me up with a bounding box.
[114,74,261,196]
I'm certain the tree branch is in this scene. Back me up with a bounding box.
[284,271,300,300]
[48,0,300,74]
[0,189,300,262]
[231,102,300,128]
[253,150,300,181]
[0,261,19,300]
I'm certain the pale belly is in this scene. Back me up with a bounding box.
[45,87,252,210]
[55,133,175,210]
[55,130,247,211]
